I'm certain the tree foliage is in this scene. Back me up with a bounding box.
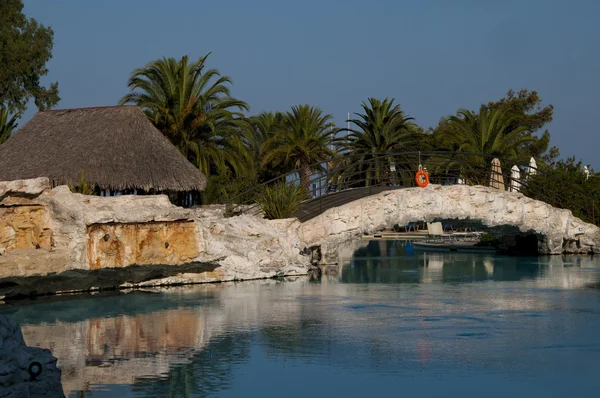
[241,111,288,182]
[0,0,59,114]
[486,89,556,160]
[432,89,555,162]
[486,89,553,133]
[445,105,534,161]
[120,54,248,176]
[261,105,339,193]
[0,106,19,145]
[521,157,600,225]
[336,98,424,186]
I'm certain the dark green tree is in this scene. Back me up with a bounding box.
[336,98,424,186]
[445,105,534,161]
[242,111,288,182]
[261,105,339,193]
[0,106,19,145]
[0,0,59,114]
[433,89,556,162]
[119,54,249,176]
[486,89,556,160]
[522,157,600,225]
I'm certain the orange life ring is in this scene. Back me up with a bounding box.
[415,170,429,188]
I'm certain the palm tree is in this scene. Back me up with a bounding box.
[261,105,339,193]
[0,107,19,145]
[433,105,534,185]
[119,54,249,175]
[241,111,286,181]
[444,105,533,160]
[337,98,423,186]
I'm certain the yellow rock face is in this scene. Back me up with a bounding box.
[87,221,200,269]
[0,205,52,251]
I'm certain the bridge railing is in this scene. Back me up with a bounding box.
[224,152,598,225]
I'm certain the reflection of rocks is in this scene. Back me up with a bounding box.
[22,309,211,393]
[17,281,307,395]
[13,266,600,396]
[0,314,64,398]
[345,243,600,291]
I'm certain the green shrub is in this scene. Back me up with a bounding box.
[256,182,308,219]
[69,169,95,195]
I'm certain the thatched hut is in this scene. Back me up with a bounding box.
[0,106,207,198]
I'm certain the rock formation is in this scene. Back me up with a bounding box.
[0,178,311,298]
[0,313,64,397]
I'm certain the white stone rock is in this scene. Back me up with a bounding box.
[0,178,50,200]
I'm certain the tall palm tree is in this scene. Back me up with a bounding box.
[337,98,423,186]
[241,111,287,182]
[0,107,19,145]
[261,105,339,193]
[444,105,533,160]
[433,105,534,185]
[119,54,249,175]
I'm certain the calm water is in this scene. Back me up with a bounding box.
[3,240,600,397]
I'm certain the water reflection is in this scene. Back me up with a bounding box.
[2,244,600,397]
[342,240,600,288]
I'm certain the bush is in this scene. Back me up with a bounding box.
[69,169,95,195]
[256,182,308,219]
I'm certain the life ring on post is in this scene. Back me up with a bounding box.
[415,169,429,188]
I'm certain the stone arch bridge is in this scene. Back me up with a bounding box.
[294,184,600,260]
[226,152,600,259]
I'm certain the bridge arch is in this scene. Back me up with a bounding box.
[296,184,600,260]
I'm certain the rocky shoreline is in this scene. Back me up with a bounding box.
[0,261,312,300]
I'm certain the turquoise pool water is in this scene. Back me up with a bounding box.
[3,240,600,397]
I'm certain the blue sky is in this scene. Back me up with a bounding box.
[21,0,600,167]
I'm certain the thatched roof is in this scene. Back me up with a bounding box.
[0,106,206,192]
